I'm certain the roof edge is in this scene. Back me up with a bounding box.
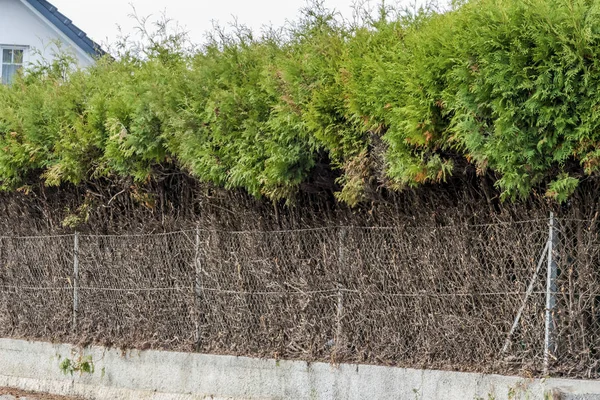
[22,0,106,59]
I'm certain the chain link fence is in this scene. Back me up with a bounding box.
[1,217,599,378]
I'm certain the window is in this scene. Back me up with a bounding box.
[1,47,25,85]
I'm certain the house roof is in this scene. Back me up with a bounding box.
[23,0,105,58]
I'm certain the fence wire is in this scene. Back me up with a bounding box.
[1,218,598,378]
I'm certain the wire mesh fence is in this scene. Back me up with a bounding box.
[551,217,600,378]
[1,217,599,378]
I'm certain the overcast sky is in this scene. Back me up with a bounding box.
[49,0,357,47]
[47,0,432,48]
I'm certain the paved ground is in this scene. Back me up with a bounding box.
[0,388,80,400]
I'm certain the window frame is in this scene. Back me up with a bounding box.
[1,45,29,84]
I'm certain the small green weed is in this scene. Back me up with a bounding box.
[59,355,95,376]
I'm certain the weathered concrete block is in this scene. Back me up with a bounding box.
[1,339,600,400]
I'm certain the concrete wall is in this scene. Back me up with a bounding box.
[1,339,599,400]
[0,0,94,70]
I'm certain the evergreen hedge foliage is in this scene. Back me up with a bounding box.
[1,0,599,205]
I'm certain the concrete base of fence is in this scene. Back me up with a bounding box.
[1,339,599,400]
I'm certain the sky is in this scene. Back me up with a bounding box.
[48,0,362,48]
[47,0,433,49]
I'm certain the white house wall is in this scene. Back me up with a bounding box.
[0,0,94,69]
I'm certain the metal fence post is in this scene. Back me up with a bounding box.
[194,225,203,351]
[335,227,347,356]
[501,241,549,355]
[543,212,558,375]
[72,231,79,335]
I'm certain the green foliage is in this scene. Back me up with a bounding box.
[397,0,600,201]
[2,0,600,204]
[546,173,579,202]
[59,355,95,376]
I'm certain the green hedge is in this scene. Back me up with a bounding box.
[1,0,599,204]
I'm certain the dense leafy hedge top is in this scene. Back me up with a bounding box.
[1,0,599,204]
